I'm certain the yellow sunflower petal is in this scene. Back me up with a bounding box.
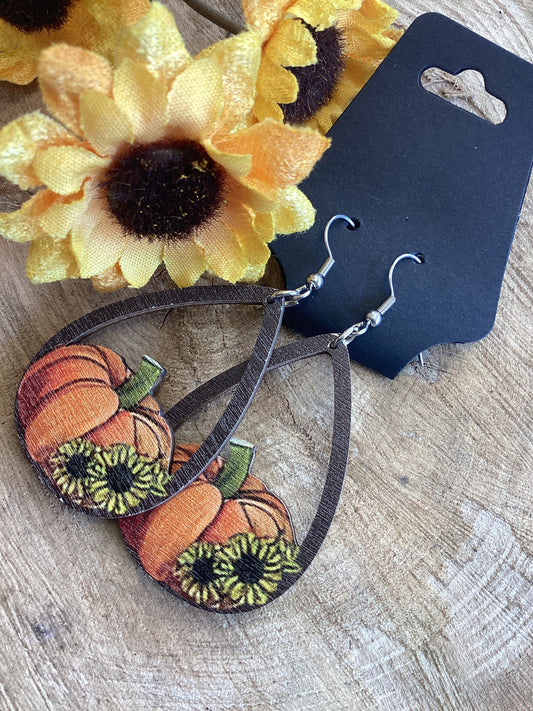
[271,186,315,234]
[194,222,247,283]
[26,235,79,283]
[33,145,108,195]
[0,112,76,190]
[119,238,163,288]
[38,44,113,136]
[39,191,89,240]
[257,58,299,104]
[167,58,224,140]
[0,191,57,243]
[91,263,129,291]
[252,95,285,123]
[205,142,253,180]
[116,1,191,87]
[343,0,398,36]
[199,31,262,136]
[113,58,168,142]
[0,18,44,85]
[83,0,151,61]
[80,89,133,156]
[253,211,275,244]
[288,0,341,30]
[226,203,271,281]
[217,120,330,192]
[265,19,317,68]
[71,208,127,278]
[163,239,207,287]
[242,0,293,39]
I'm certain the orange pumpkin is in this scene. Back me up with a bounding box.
[16,344,172,514]
[120,441,297,597]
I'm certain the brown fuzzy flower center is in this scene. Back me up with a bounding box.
[0,0,73,32]
[280,23,345,125]
[102,140,225,242]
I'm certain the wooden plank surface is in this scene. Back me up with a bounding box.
[0,0,531,708]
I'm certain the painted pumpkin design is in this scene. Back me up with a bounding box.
[120,440,301,612]
[16,344,173,516]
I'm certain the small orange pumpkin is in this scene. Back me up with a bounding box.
[120,441,298,607]
[16,344,172,513]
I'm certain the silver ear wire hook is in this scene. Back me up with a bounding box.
[330,252,424,348]
[268,214,356,306]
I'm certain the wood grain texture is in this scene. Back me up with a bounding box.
[0,0,531,709]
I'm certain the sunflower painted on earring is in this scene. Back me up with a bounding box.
[173,541,223,608]
[0,2,329,290]
[87,443,169,516]
[216,532,301,608]
[0,0,150,85]
[48,438,97,502]
[244,0,402,134]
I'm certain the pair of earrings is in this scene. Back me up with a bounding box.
[16,215,423,613]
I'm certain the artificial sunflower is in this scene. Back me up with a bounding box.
[244,0,401,134]
[0,0,150,85]
[0,2,328,290]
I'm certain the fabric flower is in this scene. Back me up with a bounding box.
[244,0,401,134]
[0,0,150,85]
[0,2,329,290]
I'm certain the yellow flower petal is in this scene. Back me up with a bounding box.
[223,203,271,281]
[167,58,224,140]
[0,112,75,190]
[33,146,108,195]
[163,240,207,287]
[91,263,129,291]
[217,120,330,192]
[0,191,57,243]
[265,19,317,68]
[253,211,275,244]
[343,0,398,35]
[195,222,247,283]
[38,44,113,136]
[112,58,168,143]
[252,96,285,123]
[40,191,89,240]
[0,0,150,85]
[119,238,162,287]
[257,58,299,103]
[26,235,79,283]
[205,142,253,180]
[288,0,340,30]
[71,207,127,278]
[242,0,293,39]
[271,186,315,234]
[116,1,191,87]
[199,32,262,136]
[80,89,133,156]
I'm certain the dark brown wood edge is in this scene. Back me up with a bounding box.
[16,285,285,517]
[157,333,353,613]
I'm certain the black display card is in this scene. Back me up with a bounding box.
[272,13,533,377]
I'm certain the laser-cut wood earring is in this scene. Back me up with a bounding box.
[15,217,353,519]
[119,252,424,613]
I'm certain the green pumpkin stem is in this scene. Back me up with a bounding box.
[214,439,255,499]
[116,356,165,410]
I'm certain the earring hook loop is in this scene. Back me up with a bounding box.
[268,214,356,307]
[330,252,424,348]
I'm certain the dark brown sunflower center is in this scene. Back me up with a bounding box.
[280,23,345,124]
[0,0,73,32]
[106,462,135,494]
[65,453,91,480]
[102,140,225,241]
[233,553,265,584]
[191,557,217,584]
